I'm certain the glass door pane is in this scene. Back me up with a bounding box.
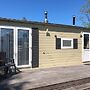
[0,28,13,59]
[18,29,29,66]
[84,34,89,49]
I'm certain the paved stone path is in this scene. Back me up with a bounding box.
[1,65,90,90]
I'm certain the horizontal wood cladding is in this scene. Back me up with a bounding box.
[39,30,82,68]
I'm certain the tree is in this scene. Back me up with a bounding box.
[80,0,90,27]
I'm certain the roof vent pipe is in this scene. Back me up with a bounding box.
[73,16,76,25]
[44,11,48,23]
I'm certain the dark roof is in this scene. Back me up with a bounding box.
[0,17,89,30]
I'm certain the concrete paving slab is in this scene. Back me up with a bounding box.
[1,65,90,90]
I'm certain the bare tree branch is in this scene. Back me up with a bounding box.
[80,0,90,27]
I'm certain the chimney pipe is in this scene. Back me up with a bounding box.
[73,16,76,25]
[44,11,48,23]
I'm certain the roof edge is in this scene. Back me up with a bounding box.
[0,17,89,30]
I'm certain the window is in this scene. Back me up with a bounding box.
[56,37,78,49]
[63,40,71,47]
[61,38,73,49]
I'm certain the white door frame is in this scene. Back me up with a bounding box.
[82,32,90,62]
[0,26,32,68]
[15,27,32,68]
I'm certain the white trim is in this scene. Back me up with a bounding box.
[0,26,15,30]
[61,38,73,49]
[0,25,32,68]
[16,27,32,68]
[14,27,17,65]
[29,28,32,67]
[82,32,83,62]
[82,32,90,62]
[15,28,18,67]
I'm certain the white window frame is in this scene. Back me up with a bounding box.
[61,38,73,49]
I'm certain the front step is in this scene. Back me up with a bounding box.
[30,77,90,90]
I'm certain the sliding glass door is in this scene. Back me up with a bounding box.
[16,28,32,67]
[0,28,13,59]
[18,29,29,66]
[0,26,32,67]
[82,32,90,62]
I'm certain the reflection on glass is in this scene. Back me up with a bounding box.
[18,29,29,65]
[63,40,71,47]
[0,28,13,59]
[84,34,89,49]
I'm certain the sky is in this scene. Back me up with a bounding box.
[0,0,86,26]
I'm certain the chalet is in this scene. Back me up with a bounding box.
[0,17,90,68]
